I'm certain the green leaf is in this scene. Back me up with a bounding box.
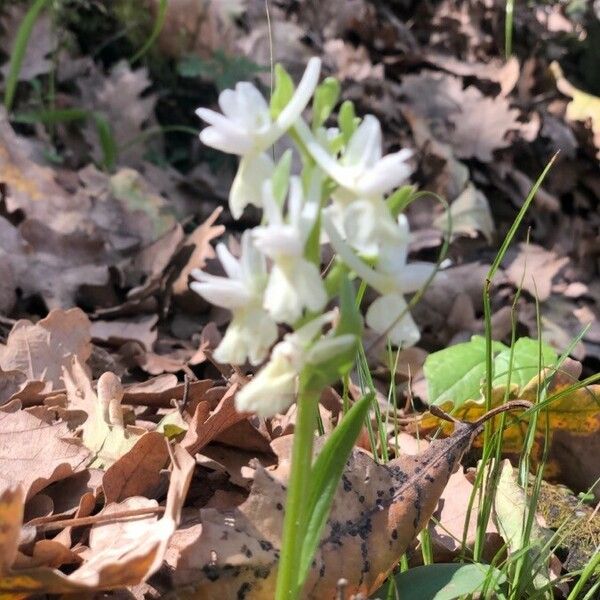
[494,337,557,389]
[130,0,168,63]
[424,336,508,406]
[312,77,340,130]
[386,563,507,600]
[338,100,358,143]
[270,64,294,118]
[424,336,558,407]
[296,392,374,588]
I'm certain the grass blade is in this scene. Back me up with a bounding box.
[3,0,51,112]
[130,0,168,64]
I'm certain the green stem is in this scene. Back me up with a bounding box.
[275,382,318,600]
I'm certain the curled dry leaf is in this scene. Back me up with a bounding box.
[0,408,90,500]
[0,308,92,392]
[166,415,506,599]
[0,446,195,596]
[62,359,143,468]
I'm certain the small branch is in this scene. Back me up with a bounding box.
[30,506,165,533]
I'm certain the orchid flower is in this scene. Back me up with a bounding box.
[324,213,434,347]
[196,58,322,218]
[236,312,355,417]
[253,174,327,324]
[190,231,277,365]
[295,114,413,200]
[324,196,403,257]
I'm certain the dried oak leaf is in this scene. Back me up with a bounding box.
[0,408,90,500]
[77,61,157,166]
[0,8,54,81]
[0,486,24,574]
[447,86,521,161]
[172,207,225,311]
[0,446,194,596]
[62,359,145,469]
[167,419,489,599]
[0,308,92,392]
[505,243,570,301]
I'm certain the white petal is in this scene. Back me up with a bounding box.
[394,262,437,293]
[235,351,298,417]
[229,153,274,219]
[216,242,242,280]
[366,293,421,347]
[190,279,251,309]
[236,82,271,130]
[355,150,413,196]
[240,230,267,285]
[276,57,321,131]
[219,84,270,131]
[294,260,328,314]
[323,213,391,293]
[199,125,253,155]
[344,115,382,169]
[263,265,304,324]
[253,226,303,258]
[213,308,277,366]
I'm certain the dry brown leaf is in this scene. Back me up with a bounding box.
[91,314,159,351]
[173,207,225,310]
[167,418,493,598]
[427,468,500,562]
[0,308,91,392]
[447,86,521,161]
[505,243,570,301]
[0,8,54,81]
[182,384,246,455]
[324,39,383,81]
[0,445,194,596]
[77,61,157,166]
[102,431,169,503]
[0,408,90,500]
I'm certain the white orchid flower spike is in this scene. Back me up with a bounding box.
[324,213,434,347]
[296,114,413,200]
[190,231,277,366]
[196,58,322,218]
[253,174,327,324]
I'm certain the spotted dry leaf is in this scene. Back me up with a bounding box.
[167,419,487,599]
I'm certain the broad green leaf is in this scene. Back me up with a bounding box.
[424,335,508,406]
[494,337,557,389]
[386,563,507,600]
[420,363,600,457]
[296,392,374,588]
[312,77,340,129]
[270,64,294,118]
[424,336,557,407]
